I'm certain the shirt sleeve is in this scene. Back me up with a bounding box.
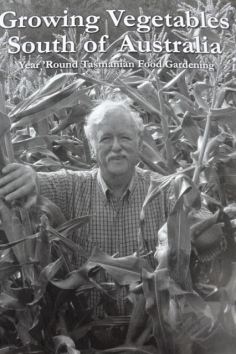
[37,169,82,220]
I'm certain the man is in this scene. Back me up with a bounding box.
[0,100,172,315]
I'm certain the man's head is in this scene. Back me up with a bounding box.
[84,100,144,182]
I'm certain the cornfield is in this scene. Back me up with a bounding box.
[0,1,236,353]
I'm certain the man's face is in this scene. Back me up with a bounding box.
[94,109,141,181]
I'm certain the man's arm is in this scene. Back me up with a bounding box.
[0,163,80,220]
[37,169,78,220]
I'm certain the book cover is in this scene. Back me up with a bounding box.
[0,0,236,353]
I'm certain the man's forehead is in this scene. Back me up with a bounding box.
[104,106,130,117]
[100,107,134,124]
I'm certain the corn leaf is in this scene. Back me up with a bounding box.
[116,79,162,117]
[0,111,10,136]
[174,292,215,341]
[0,233,38,250]
[99,346,157,353]
[161,70,186,91]
[11,83,94,129]
[51,265,91,290]
[37,196,66,227]
[167,175,200,290]
[139,149,168,175]
[142,269,174,354]
[192,223,224,254]
[70,316,130,341]
[167,199,192,290]
[211,107,236,131]
[122,76,144,86]
[181,115,201,145]
[140,174,174,221]
[39,257,63,284]
[88,247,149,285]
[47,225,89,258]
[57,215,90,236]
[168,91,201,115]
[37,73,79,97]
[202,133,226,162]
[9,75,82,119]
[141,139,163,164]
[137,81,160,111]
[190,209,220,238]
[0,292,24,310]
[12,135,66,155]
[125,293,151,346]
[32,157,63,170]
[211,106,236,118]
[0,346,44,354]
[35,218,50,268]
[0,263,22,281]
[0,200,29,265]
[31,257,64,305]
[192,82,210,111]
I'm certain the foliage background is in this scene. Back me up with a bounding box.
[0,0,236,354]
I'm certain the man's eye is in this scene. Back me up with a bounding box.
[100,137,111,142]
[121,136,132,141]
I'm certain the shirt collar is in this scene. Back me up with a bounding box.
[97,168,137,199]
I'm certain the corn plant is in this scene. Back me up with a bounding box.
[0,0,236,353]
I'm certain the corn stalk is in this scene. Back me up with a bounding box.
[192,60,223,185]
[158,89,174,172]
[0,80,35,285]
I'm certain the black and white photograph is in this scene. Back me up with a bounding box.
[0,0,236,353]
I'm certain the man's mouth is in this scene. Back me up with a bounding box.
[109,155,126,161]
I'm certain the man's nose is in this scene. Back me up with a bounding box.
[111,137,122,151]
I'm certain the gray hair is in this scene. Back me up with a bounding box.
[84,100,144,151]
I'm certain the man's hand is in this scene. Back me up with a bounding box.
[0,163,38,207]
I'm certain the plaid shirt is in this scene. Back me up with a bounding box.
[38,167,173,316]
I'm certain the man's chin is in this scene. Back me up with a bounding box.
[108,165,129,176]
[109,168,128,176]
[109,160,126,168]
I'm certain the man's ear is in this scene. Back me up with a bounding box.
[91,143,97,159]
[87,139,97,159]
